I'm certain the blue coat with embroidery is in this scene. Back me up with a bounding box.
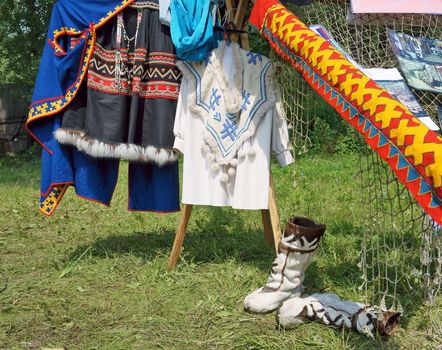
[27,0,179,216]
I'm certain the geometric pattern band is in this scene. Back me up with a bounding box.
[88,44,181,99]
[39,185,69,216]
[250,0,442,225]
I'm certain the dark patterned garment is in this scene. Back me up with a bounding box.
[57,0,182,164]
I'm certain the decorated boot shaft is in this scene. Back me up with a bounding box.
[244,216,326,313]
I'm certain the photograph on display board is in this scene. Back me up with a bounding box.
[309,25,439,130]
[387,29,442,93]
[363,68,440,131]
[350,0,442,14]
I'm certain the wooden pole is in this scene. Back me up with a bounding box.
[168,204,193,269]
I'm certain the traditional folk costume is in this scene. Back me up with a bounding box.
[27,0,181,216]
[173,42,294,209]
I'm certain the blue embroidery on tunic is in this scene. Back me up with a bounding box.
[246,52,262,65]
[209,88,221,111]
[226,112,238,121]
[241,90,251,112]
[221,118,239,141]
[206,62,271,156]
[186,58,272,158]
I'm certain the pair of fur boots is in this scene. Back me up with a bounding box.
[243,216,400,338]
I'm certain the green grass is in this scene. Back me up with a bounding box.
[1,151,441,349]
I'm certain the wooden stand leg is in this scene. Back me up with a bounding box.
[261,210,274,247]
[168,204,193,269]
[261,176,281,253]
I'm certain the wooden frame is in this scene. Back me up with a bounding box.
[168,0,281,269]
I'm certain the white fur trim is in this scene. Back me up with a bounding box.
[54,128,179,165]
[215,41,242,114]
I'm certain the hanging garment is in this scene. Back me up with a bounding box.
[55,1,182,164]
[27,0,180,216]
[169,0,220,61]
[173,42,294,209]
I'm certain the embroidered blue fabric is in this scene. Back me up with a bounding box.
[29,0,180,214]
[170,0,220,61]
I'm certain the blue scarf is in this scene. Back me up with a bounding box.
[170,0,219,61]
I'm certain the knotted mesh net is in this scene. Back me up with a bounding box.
[272,0,442,316]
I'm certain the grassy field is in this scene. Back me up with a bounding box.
[1,150,441,349]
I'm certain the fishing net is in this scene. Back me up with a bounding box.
[273,0,442,313]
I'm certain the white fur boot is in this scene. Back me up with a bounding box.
[276,293,401,338]
[244,216,326,313]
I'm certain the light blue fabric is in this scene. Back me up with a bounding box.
[159,0,171,26]
[170,0,219,61]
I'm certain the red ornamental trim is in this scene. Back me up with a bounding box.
[250,0,442,224]
[87,73,180,99]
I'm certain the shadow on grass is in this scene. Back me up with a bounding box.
[65,228,277,270]
[63,208,428,341]
[65,206,280,270]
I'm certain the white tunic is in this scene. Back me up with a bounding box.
[173,43,294,209]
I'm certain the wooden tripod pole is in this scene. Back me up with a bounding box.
[168,0,281,269]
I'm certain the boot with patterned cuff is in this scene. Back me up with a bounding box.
[244,216,326,314]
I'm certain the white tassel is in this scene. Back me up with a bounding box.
[202,144,210,156]
[228,167,236,176]
[220,172,229,183]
